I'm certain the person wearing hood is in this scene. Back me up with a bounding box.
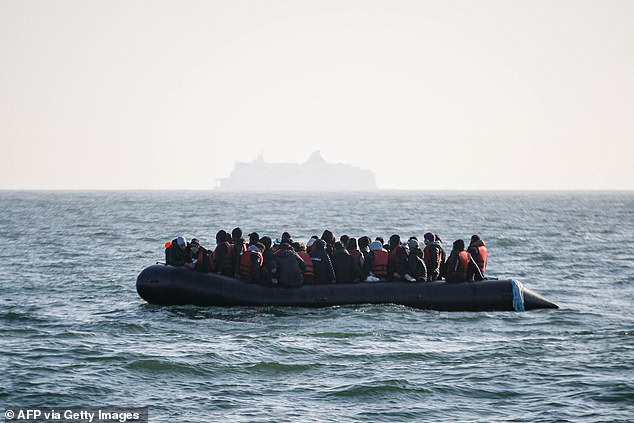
[213,230,234,276]
[468,235,488,280]
[310,239,336,283]
[357,236,372,278]
[423,232,445,281]
[333,241,363,283]
[403,238,427,282]
[445,239,484,283]
[259,236,275,285]
[165,236,189,267]
[368,240,389,280]
[269,241,306,287]
[321,229,336,257]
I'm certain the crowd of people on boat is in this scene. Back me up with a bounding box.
[163,228,488,287]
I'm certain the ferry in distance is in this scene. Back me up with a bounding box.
[215,151,377,192]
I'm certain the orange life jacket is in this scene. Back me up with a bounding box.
[297,251,315,277]
[454,250,470,281]
[371,249,389,278]
[239,250,263,278]
[473,245,488,273]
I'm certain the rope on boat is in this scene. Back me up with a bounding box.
[510,279,525,312]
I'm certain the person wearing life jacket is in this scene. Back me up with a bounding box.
[468,234,488,281]
[309,239,336,283]
[268,241,306,287]
[293,241,315,284]
[423,232,445,281]
[213,230,234,276]
[231,227,248,278]
[403,238,427,282]
[165,236,189,266]
[306,236,319,253]
[333,241,363,283]
[368,240,389,280]
[238,244,264,282]
[388,234,409,281]
[186,238,212,272]
[445,239,483,283]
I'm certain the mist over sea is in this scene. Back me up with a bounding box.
[1,191,633,422]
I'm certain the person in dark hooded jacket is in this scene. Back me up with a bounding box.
[310,239,336,283]
[269,242,306,287]
[333,241,363,283]
[166,236,189,266]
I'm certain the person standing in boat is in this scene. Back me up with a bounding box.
[388,234,409,281]
[403,238,427,282]
[468,234,488,281]
[231,227,248,279]
[310,239,336,283]
[423,232,445,281]
[445,239,484,283]
[165,236,189,266]
[269,241,306,287]
[333,241,363,283]
[213,230,234,276]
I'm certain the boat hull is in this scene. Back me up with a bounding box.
[136,264,558,312]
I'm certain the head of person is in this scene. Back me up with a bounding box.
[424,232,435,245]
[334,241,344,251]
[375,236,384,246]
[231,227,243,242]
[292,241,305,253]
[389,234,401,249]
[216,230,227,244]
[281,231,292,243]
[358,236,370,250]
[346,237,358,250]
[315,239,326,251]
[340,234,350,247]
[176,236,187,250]
[471,234,481,243]
[260,236,272,251]
[272,238,282,251]
[453,239,465,252]
[321,230,335,244]
[189,238,200,253]
[248,232,260,245]
[407,238,419,251]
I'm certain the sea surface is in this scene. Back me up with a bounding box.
[1,191,633,422]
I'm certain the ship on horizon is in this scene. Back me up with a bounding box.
[215,151,377,191]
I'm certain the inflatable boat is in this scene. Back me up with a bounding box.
[136,264,558,312]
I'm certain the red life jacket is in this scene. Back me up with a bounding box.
[239,250,263,278]
[348,249,362,268]
[389,245,405,268]
[473,245,488,273]
[297,251,315,277]
[212,242,233,271]
[371,249,389,278]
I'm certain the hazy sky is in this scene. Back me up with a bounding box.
[1,0,633,190]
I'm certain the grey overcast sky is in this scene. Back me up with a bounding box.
[1,0,633,190]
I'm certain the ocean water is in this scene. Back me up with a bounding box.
[1,191,633,422]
